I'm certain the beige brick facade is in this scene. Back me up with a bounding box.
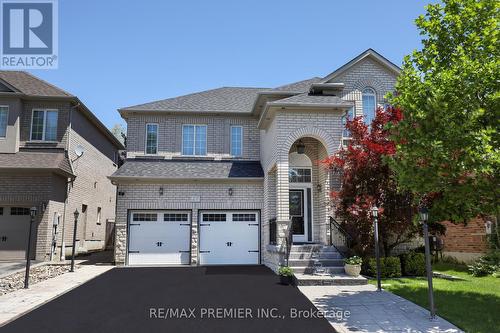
[0,95,121,261]
[114,50,400,271]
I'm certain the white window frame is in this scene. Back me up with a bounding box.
[144,123,159,155]
[181,124,207,156]
[230,125,243,157]
[362,87,376,125]
[289,167,312,184]
[30,109,58,142]
[341,107,354,147]
[0,105,8,139]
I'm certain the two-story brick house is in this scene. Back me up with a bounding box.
[0,71,124,261]
[110,49,400,272]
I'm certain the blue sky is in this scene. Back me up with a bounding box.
[29,0,431,128]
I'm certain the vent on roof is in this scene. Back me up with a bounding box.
[0,82,14,92]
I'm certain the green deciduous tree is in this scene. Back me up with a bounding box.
[389,0,500,223]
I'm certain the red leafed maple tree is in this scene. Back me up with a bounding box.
[321,106,419,257]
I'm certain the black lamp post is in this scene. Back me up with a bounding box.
[24,206,37,289]
[420,206,436,320]
[70,209,79,272]
[371,206,381,292]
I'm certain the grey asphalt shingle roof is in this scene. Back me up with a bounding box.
[0,151,74,176]
[121,87,268,113]
[0,71,73,97]
[269,77,322,93]
[110,159,264,180]
[268,93,354,107]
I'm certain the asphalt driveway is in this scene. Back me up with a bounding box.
[1,266,334,333]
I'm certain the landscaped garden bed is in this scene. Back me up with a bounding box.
[370,262,500,333]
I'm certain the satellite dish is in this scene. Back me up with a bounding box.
[74,145,85,157]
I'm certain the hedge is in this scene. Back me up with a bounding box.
[365,256,401,278]
[400,252,426,276]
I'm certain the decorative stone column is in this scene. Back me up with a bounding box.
[114,224,127,265]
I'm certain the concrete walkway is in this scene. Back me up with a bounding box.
[299,284,463,333]
[0,265,113,326]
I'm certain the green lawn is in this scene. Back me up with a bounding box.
[369,263,500,333]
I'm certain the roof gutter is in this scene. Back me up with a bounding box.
[108,175,264,185]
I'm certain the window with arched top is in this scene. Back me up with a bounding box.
[362,87,376,125]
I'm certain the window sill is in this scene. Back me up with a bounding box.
[26,140,59,144]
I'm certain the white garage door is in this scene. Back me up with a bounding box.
[199,211,259,265]
[0,207,32,260]
[128,211,191,265]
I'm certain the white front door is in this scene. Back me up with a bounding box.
[199,211,259,265]
[128,211,191,265]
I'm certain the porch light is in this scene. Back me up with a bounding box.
[317,184,322,193]
[228,188,233,196]
[419,207,429,224]
[30,206,37,218]
[159,187,164,196]
[296,140,306,154]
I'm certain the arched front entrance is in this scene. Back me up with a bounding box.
[288,137,330,244]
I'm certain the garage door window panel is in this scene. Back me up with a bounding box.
[10,207,30,215]
[163,213,189,222]
[202,213,227,222]
[132,213,158,222]
[232,213,256,222]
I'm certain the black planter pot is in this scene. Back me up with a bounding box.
[280,275,294,285]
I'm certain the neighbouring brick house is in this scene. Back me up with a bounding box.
[0,71,124,261]
[110,49,405,277]
[441,218,492,263]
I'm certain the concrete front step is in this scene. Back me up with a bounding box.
[292,266,345,274]
[288,252,343,260]
[294,273,368,286]
[290,245,339,253]
[288,259,344,267]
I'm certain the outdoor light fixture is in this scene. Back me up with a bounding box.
[370,206,381,292]
[159,187,164,196]
[24,206,38,289]
[296,140,305,154]
[70,209,80,273]
[419,207,429,224]
[40,202,46,213]
[317,184,322,193]
[419,206,436,320]
[228,188,233,196]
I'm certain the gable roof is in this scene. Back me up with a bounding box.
[109,159,264,181]
[120,87,268,114]
[321,48,401,83]
[0,71,73,97]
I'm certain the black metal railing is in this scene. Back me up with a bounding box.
[329,217,353,257]
[269,218,277,245]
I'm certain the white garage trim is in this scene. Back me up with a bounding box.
[198,210,260,265]
[127,210,191,266]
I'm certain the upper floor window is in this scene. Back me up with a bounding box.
[230,125,242,157]
[31,109,58,141]
[145,123,158,154]
[362,88,376,125]
[0,106,8,138]
[182,125,207,156]
[341,107,354,146]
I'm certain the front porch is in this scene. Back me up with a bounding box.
[261,134,359,284]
